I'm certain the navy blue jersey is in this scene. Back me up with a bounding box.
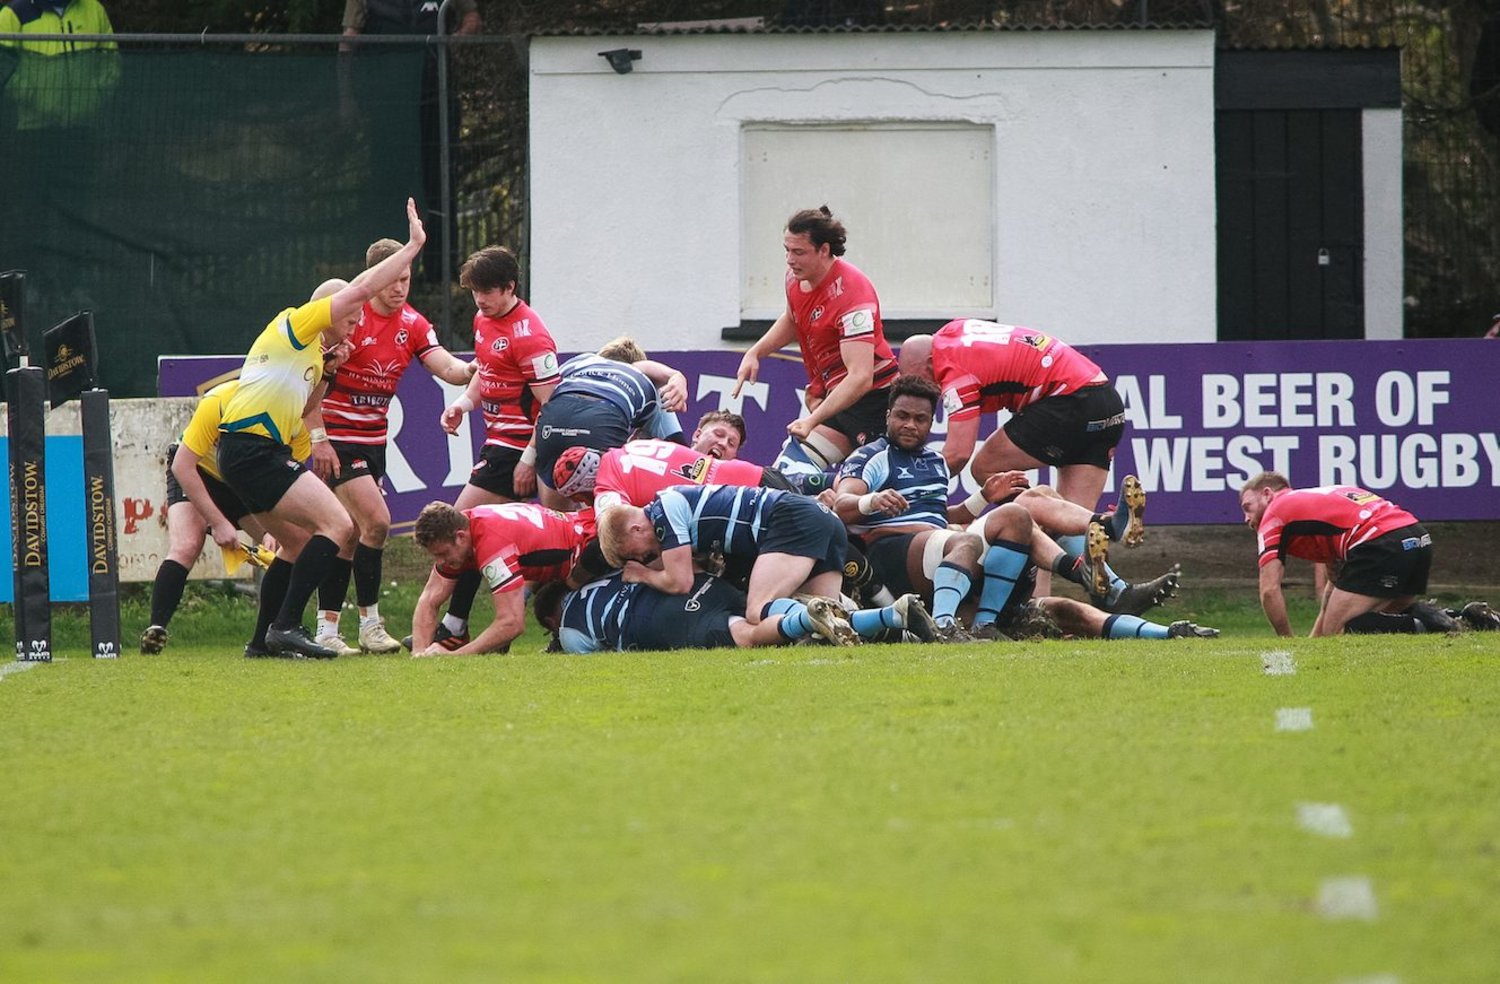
[555,354,659,429]
[644,484,784,555]
[837,437,950,534]
[558,574,636,653]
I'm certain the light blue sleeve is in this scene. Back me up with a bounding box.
[658,490,696,550]
[560,627,602,653]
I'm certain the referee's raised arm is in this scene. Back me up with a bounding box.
[332,198,427,325]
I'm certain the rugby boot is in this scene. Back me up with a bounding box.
[1095,564,1182,616]
[244,640,272,659]
[803,596,860,647]
[1078,521,1113,598]
[969,621,1013,642]
[1009,600,1065,640]
[1457,601,1500,631]
[1409,601,1460,635]
[139,624,169,655]
[1166,620,1220,638]
[892,593,939,643]
[315,632,360,657]
[1110,474,1147,547]
[401,623,470,652]
[358,619,404,654]
[933,619,974,644]
[266,624,340,659]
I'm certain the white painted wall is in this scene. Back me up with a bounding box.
[529,30,1218,351]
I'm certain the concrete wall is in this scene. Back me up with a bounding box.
[529,30,1218,351]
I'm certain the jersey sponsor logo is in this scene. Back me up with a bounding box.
[532,352,559,376]
[401,309,418,324]
[829,276,845,299]
[514,319,531,337]
[811,305,824,322]
[492,337,510,352]
[840,308,874,337]
[683,576,715,613]
[303,367,316,382]
[481,559,507,589]
[686,457,711,484]
[1020,332,1051,351]
[395,329,408,345]
[942,389,963,415]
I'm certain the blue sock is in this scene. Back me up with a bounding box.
[931,562,973,624]
[1055,533,1126,600]
[1104,614,1168,639]
[769,599,814,641]
[974,540,1030,628]
[850,605,901,638]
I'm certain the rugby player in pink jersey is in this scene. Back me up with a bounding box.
[1239,471,1499,636]
[306,237,478,655]
[733,206,898,493]
[409,501,597,655]
[413,246,562,651]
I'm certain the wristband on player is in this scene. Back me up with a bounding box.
[520,444,537,466]
[962,489,988,517]
[310,427,329,444]
[452,394,475,413]
[857,493,879,516]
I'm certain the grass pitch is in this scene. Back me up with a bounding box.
[1,593,1497,983]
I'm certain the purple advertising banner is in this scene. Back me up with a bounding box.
[160,338,1500,528]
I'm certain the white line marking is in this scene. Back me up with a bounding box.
[0,661,43,681]
[1317,876,1378,921]
[1276,707,1314,731]
[1297,802,1353,838]
[1261,650,1296,675]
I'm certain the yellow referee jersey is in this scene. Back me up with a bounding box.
[219,296,333,445]
[183,381,313,481]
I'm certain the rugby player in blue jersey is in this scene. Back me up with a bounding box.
[596,484,931,646]
[831,376,1207,642]
[534,568,936,653]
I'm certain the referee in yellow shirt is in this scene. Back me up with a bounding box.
[217,199,425,658]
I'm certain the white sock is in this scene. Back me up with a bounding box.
[359,604,380,626]
[316,610,340,637]
[441,614,467,635]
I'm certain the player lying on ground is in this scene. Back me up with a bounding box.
[533,571,938,653]
[1239,472,1500,636]
[597,484,862,643]
[310,236,479,656]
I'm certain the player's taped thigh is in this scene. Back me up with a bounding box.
[921,529,959,581]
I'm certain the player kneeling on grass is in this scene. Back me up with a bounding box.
[598,485,883,646]
[410,501,597,655]
[533,571,936,652]
[1239,472,1500,636]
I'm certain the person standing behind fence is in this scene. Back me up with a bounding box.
[0,0,118,133]
[215,199,425,659]
[307,237,477,656]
